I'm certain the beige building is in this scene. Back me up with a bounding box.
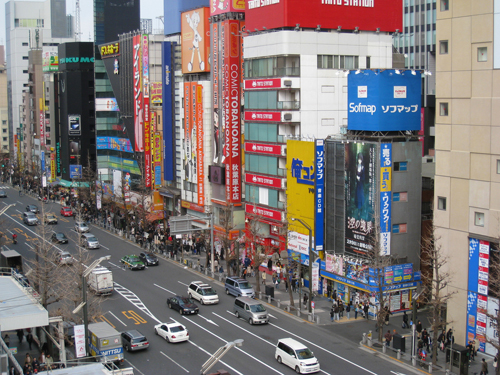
[0,45,8,155]
[435,0,500,354]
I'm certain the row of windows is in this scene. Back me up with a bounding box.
[246,154,278,175]
[317,55,360,70]
[14,18,44,28]
[439,41,487,62]
[244,56,300,78]
[246,185,279,209]
[404,0,436,6]
[437,197,487,228]
[246,123,278,143]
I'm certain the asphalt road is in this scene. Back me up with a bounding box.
[0,185,404,375]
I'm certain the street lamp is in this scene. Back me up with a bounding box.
[291,217,314,313]
[200,339,243,375]
[73,255,111,357]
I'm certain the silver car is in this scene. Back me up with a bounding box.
[75,221,90,233]
[23,212,39,226]
[81,233,99,249]
[57,251,74,265]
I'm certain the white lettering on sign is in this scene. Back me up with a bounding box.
[248,0,280,9]
[321,0,374,7]
[349,102,377,115]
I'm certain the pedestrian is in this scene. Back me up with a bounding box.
[446,328,454,346]
[284,278,289,292]
[303,293,308,308]
[45,354,53,370]
[4,334,9,347]
[275,275,279,289]
[334,304,340,321]
[480,358,488,375]
[363,303,369,319]
[416,320,423,338]
[26,331,33,350]
[339,301,344,318]
[327,284,332,301]
[354,304,358,319]
[261,271,266,285]
[493,354,498,371]
[384,330,392,347]
[24,353,32,368]
[346,302,351,320]
[402,311,409,328]
[330,306,334,322]
[384,306,392,325]
[16,329,23,344]
[332,290,337,301]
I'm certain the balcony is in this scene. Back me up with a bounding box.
[276,67,300,77]
[277,101,300,110]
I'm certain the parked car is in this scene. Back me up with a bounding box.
[51,232,69,244]
[44,213,58,225]
[74,221,90,233]
[139,252,159,266]
[275,338,320,374]
[187,281,219,305]
[60,207,73,217]
[154,322,189,343]
[121,330,149,352]
[167,296,199,315]
[56,251,74,265]
[120,255,145,270]
[81,233,100,249]
[26,204,39,213]
[23,212,39,226]
[0,190,7,198]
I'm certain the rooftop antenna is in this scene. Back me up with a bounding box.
[75,0,81,41]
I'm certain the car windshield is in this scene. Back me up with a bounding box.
[180,298,193,305]
[56,233,66,238]
[296,348,314,360]
[170,325,185,333]
[147,254,156,259]
[239,281,252,289]
[87,236,97,241]
[26,213,35,218]
[200,288,216,296]
[250,304,266,313]
[131,337,147,343]
[61,254,71,259]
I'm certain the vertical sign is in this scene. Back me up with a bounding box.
[74,324,86,358]
[380,143,392,255]
[41,151,45,175]
[151,111,156,187]
[315,139,324,252]
[162,42,174,181]
[50,153,56,180]
[133,35,144,152]
[196,84,204,206]
[212,23,219,164]
[223,20,241,203]
[39,98,44,147]
[142,34,151,187]
[184,83,192,182]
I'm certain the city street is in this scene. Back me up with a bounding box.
[1,184,407,375]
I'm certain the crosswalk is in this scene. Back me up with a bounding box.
[113,282,160,323]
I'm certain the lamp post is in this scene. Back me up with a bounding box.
[200,339,243,375]
[74,255,111,357]
[291,217,314,313]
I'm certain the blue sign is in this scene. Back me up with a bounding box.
[347,69,421,131]
[466,291,478,346]
[315,139,324,252]
[41,151,45,173]
[468,238,480,294]
[154,165,161,187]
[162,42,175,181]
[69,165,82,179]
[96,137,133,153]
[380,143,392,256]
[291,158,314,185]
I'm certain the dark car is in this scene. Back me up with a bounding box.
[139,252,159,266]
[0,190,7,198]
[51,232,69,244]
[167,296,199,315]
[26,204,39,213]
[121,330,149,352]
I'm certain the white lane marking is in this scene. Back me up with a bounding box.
[108,311,127,327]
[108,262,126,271]
[178,281,189,286]
[188,340,243,375]
[197,314,218,326]
[16,209,22,213]
[390,372,407,375]
[100,244,110,250]
[16,201,23,205]
[184,315,285,375]
[25,243,34,249]
[269,322,378,375]
[159,351,190,373]
[269,314,278,319]
[113,282,161,324]
[123,359,146,375]
[154,283,176,295]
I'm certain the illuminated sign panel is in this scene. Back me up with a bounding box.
[100,42,120,58]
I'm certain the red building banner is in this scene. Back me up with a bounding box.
[196,84,205,207]
[244,111,282,122]
[143,34,151,187]
[245,203,282,222]
[245,173,282,189]
[244,78,282,90]
[244,142,283,156]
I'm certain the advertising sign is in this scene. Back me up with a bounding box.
[181,7,210,73]
[315,139,324,252]
[212,22,220,163]
[133,35,144,152]
[100,42,120,58]
[143,34,151,187]
[196,84,204,206]
[151,82,162,104]
[244,78,282,90]
[183,83,194,183]
[39,106,45,147]
[245,173,282,188]
[70,165,82,179]
[211,0,245,16]
[50,153,56,180]
[41,151,45,174]
[469,238,490,295]
[244,0,401,33]
[162,42,174,181]
[74,324,86,357]
[244,142,283,155]
[244,111,282,122]
[486,297,499,355]
[95,98,119,112]
[42,51,58,72]
[380,143,392,255]
[246,203,282,222]
[347,70,421,131]
[68,115,81,136]
[97,137,133,153]
[345,142,376,256]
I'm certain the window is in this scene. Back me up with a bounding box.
[478,47,488,62]
[393,192,408,202]
[440,0,449,11]
[475,212,485,227]
[440,102,448,116]
[366,56,371,69]
[2,137,6,142]
[245,185,279,208]
[339,55,359,70]
[23,70,28,74]
[246,154,278,175]
[392,224,407,234]
[22,56,29,60]
[438,197,447,210]
[394,162,408,171]
[317,55,334,69]
[2,121,5,125]
[244,91,278,110]
[497,160,500,174]
[246,123,278,143]
[2,129,6,133]
[440,41,448,54]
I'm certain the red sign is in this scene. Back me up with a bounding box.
[133,35,144,152]
[244,111,281,122]
[246,203,282,222]
[244,142,283,156]
[181,200,205,213]
[244,78,282,90]
[223,20,242,204]
[210,0,245,16]
[245,0,401,33]
[245,173,282,188]
[196,84,204,207]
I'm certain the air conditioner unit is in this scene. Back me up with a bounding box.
[283,113,292,121]
[284,80,292,87]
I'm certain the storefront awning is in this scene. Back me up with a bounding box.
[59,179,90,188]
[321,270,418,293]
[158,186,181,198]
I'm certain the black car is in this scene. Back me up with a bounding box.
[26,204,39,214]
[139,252,159,266]
[121,330,149,352]
[51,232,69,244]
[167,296,199,315]
[0,190,7,198]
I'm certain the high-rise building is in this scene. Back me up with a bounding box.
[435,0,499,355]
[0,46,8,156]
[94,0,140,46]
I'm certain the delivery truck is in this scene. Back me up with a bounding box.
[0,250,23,273]
[88,267,113,295]
[88,322,124,364]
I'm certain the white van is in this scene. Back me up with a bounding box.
[233,297,268,325]
[275,338,320,374]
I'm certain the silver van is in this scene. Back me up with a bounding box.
[225,277,255,298]
[233,297,268,325]
[81,233,100,249]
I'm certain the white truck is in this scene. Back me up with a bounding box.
[88,267,113,295]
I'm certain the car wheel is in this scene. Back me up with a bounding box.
[166,335,170,342]
[179,309,183,315]
[249,318,253,325]
[295,366,301,374]
[225,289,230,295]
[125,344,130,352]
[235,311,239,318]
[168,303,172,309]
[200,299,204,305]
[277,356,282,364]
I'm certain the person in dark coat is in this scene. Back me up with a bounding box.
[26,332,33,350]
[363,303,369,319]
[416,320,423,338]
[480,358,488,375]
[402,311,409,328]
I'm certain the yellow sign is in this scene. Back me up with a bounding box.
[380,167,392,192]
[286,140,315,235]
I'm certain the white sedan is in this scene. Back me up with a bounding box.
[154,322,189,343]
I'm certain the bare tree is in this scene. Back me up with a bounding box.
[217,204,239,276]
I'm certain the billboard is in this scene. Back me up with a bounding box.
[287,140,315,251]
[143,34,151,187]
[196,85,204,207]
[347,70,421,131]
[133,35,144,152]
[245,0,401,33]
[380,143,392,256]
[151,82,162,104]
[100,42,120,59]
[315,140,324,252]
[97,137,134,153]
[70,165,82,179]
[68,115,81,136]
[345,142,376,256]
[95,98,119,112]
[181,7,210,73]
[211,0,245,16]
[162,42,175,181]
[212,22,220,164]
[42,51,58,72]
